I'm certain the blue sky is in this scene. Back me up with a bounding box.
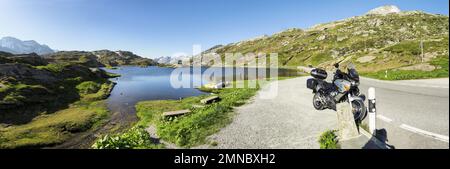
[0,0,448,58]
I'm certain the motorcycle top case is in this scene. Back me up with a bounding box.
[310,68,327,79]
[307,78,317,90]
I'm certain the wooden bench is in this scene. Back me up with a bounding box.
[162,109,191,117]
[191,104,205,108]
[200,96,220,104]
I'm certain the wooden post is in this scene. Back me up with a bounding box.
[420,40,424,63]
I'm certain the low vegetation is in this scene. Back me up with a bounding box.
[318,130,340,149]
[0,100,109,148]
[92,126,164,149]
[93,80,260,148]
[76,81,102,95]
[157,88,257,147]
[1,59,117,148]
[0,84,113,148]
[362,56,448,80]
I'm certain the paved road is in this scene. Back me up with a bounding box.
[359,77,449,149]
[206,76,449,149]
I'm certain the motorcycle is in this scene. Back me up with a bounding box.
[306,62,367,123]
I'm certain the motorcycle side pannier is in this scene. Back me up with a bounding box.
[306,78,317,90]
[310,68,327,79]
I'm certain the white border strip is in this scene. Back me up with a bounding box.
[376,115,393,123]
[361,77,449,89]
[399,124,449,143]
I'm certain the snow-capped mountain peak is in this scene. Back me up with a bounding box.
[0,36,54,55]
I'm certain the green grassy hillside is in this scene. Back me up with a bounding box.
[0,53,117,148]
[199,11,449,79]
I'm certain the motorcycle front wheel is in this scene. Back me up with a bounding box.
[313,93,325,110]
[351,100,367,123]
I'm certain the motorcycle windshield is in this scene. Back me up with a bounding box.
[347,63,360,81]
[347,63,356,70]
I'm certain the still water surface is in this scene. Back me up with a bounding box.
[104,66,300,116]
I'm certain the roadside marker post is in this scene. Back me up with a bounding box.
[368,87,377,136]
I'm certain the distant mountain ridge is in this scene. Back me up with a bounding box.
[0,37,156,67]
[45,50,157,67]
[0,36,54,55]
[1,49,156,68]
[154,55,190,65]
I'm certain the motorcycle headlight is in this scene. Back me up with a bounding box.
[344,84,351,91]
[351,81,359,86]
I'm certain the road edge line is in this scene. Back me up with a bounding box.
[399,124,449,143]
[361,77,450,89]
[376,115,393,123]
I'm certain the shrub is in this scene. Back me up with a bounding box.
[319,130,339,149]
[36,63,68,73]
[92,126,163,149]
[76,81,101,95]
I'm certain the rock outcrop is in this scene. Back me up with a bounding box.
[366,5,401,15]
[0,63,58,84]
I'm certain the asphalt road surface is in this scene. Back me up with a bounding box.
[206,76,449,149]
[359,77,449,149]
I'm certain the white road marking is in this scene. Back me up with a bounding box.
[399,124,449,143]
[361,77,449,89]
[399,84,449,89]
[376,115,393,123]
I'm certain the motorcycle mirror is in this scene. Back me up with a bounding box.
[333,63,339,68]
